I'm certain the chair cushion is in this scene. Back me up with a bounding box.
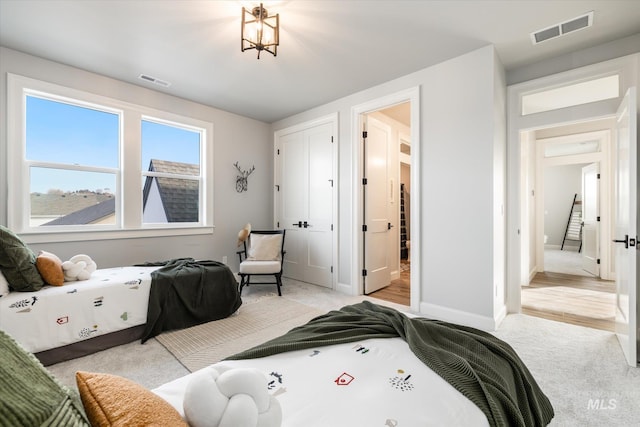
[239,260,282,274]
[247,234,282,261]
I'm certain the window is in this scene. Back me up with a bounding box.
[521,75,619,115]
[7,74,213,238]
[141,119,202,224]
[26,95,120,227]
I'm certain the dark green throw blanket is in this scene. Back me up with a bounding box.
[138,258,242,343]
[228,301,554,427]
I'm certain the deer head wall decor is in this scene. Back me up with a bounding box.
[234,161,255,192]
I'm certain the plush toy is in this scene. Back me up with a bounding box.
[62,254,97,282]
[183,365,282,427]
[237,223,252,247]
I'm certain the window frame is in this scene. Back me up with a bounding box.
[7,73,214,243]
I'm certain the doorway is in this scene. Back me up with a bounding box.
[364,105,412,306]
[351,87,419,311]
[519,119,617,331]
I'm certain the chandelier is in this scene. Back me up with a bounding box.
[241,3,279,59]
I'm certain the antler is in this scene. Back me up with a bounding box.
[234,162,255,177]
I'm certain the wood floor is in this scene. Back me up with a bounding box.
[370,264,616,332]
[522,271,616,332]
[370,261,410,306]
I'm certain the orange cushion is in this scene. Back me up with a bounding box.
[76,371,188,427]
[36,250,64,286]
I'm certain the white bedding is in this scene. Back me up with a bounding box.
[153,337,489,427]
[0,266,158,353]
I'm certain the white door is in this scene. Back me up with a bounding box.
[363,116,391,294]
[581,163,599,277]
[280,131,306,281]
[278,122,334,288]
[614,88,637,367]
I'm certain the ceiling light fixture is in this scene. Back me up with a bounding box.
[241,3,279,59]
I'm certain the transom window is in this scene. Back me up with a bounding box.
[7,74,213,237]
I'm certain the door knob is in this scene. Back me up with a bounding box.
[613,235,629,249]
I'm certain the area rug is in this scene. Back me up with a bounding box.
[155,296,325,372]
[521,286,615,319]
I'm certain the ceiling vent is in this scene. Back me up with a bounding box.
[531,11,593,45]
[138,74,171,87]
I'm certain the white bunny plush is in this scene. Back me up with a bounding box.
[62,254,97,281]
[184,365,282,427]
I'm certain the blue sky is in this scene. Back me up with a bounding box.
[26,96,200,193]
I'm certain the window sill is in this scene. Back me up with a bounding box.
[19,226,215,245]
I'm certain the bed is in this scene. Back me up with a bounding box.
[152,301,555,427]
[0,266,159,364]
[0,258,242,366]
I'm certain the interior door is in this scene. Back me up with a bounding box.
[581,162,599,277]
[363,116,391,294]
[278,122,334,288]
[305,124,334,287]
[280,131,306,281]
[614,88,637,367]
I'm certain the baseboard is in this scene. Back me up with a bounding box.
[335,281,354,295]
[418,302,503,331]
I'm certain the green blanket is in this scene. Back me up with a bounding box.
[0,330,89,427]
[227,301,554,427]
[139,258,242,343]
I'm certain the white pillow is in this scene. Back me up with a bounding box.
[0,271,10,297]
[247,234,282,261]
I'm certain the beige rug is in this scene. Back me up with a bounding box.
[155,296,325,372]
[521,286,615,319]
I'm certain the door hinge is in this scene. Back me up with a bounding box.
[362,269,367,277]
[362,224,367,232]
[597,216,600,222]
[277,221,280,228]
[331,136,334,143]
[597,173,600,179]
[362,178,367,185]
[331,224,333,231]
[275,184,280,191]
[597,259,601,265]
[362,131,368,139]
[277,149,280,155]
[330,266,333,273]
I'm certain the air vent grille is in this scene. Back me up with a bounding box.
[138,74,171,87]
[531,11,593,45]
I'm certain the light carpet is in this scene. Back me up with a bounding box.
[155,296,325,372]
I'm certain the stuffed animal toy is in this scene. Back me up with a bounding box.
[62,254,97,282]
[183,365,282,427]
[237,223,252,247]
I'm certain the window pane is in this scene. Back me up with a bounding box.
[141,120,200,174]
[522,75,619,115]
[30,168,116,227]
[142,176,200,223]
[26,96,119,167]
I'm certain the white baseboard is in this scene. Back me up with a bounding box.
[335,281,354,295]
[418,301,504,331]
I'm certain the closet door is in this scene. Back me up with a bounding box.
[277,122,334,288]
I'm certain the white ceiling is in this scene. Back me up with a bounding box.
[1,1,639,123]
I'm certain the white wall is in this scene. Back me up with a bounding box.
[272,45,507,329]
[543,164,584,247]
[0,47,272,270]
